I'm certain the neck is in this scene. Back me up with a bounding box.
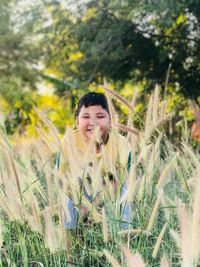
[95,141,101,153]
[101,133,109,145]
[96,133,109,153]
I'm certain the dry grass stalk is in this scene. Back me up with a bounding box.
[121,246,146,267]
[137,143,152,166]
[156,160,172,190]
[60,128,75,165]
[0,131,11,152]
[103,81,118,129]
[9,152,22,200]
[57,191,73,228]
[119,229,150,236]
[57,203,68,250]
[176,201,191,267]
[182,142,199,168]
[102,207,108,242]
[31,139,50,170]
[160,195,171,221]
[115,123,140,137]
[46,170,55,214]
[160,100,167,122]
[129,135,139,162]
[152,85,159,126]
[144,94,153,140]
[156,113,173,128]
[91,159,103,198]
[154,133,162,160]
[0,161,26,222]
[146,146,156,184]
[98,130,109,167]
[60,130,84,203]
[170,229,181,249]
[0,221,3,248]
[127,90,138,142]
[35,108,61,148]
[0,191,28,224]
[144,88,172,141]
[30,194,43,233]
[106,93,118,129]
[25,158,43,198]
[137,175,146,202]
[36,127,58,154]
[0,169,5,189]
[145,133,162,185]
[152,222,168,258]
[103,249,122,267]
[190,168,200,261]
[82,195,102,223]
[127,88,138,128]
[127,163,136,203]
[0,138,10,152]
[44,207,59,253]
[65,174,80,207]
[0,194,16,220]
[103,81,134,111]
[146,191,162,232]
[160,255,170,267]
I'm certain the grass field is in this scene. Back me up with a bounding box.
[0,88,199,267]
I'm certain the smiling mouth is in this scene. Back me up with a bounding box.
[86,130,94,136]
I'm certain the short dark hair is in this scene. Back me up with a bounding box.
[76,92,110,117]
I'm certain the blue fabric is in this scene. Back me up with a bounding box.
[127,151,132,172]
[120,183,131,229]
[121,202,131,229]
[62,184,131,230]
[56,152,60,170]
[63,195,79,229]
[63,188,93,229]
[56,152,132,230]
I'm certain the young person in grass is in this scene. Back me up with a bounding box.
[57,92,132,229]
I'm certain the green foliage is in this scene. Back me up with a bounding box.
[43,0,200,100]
[0,0,43,86]
[0,0,47,135]
[2,221,69,267]
[0,0,200,138]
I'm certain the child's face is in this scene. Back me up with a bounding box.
[77,105,111,144]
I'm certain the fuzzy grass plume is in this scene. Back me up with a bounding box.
[0,87,199,266]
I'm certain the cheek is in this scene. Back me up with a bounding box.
[77,120,88,130]
[99,119,110,131]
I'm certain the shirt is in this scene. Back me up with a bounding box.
[57,128,132,229]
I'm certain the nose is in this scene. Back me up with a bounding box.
[88,117,98,127]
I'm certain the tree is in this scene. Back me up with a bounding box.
[44,0,200,100]
[0,0,46,134]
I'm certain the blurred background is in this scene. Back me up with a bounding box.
[0,0,200,145]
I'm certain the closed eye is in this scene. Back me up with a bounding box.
[96,113,106,118]
[81,115,90,118]
[97,115,105,118]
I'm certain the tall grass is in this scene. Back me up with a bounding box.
[0,88,199,266]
